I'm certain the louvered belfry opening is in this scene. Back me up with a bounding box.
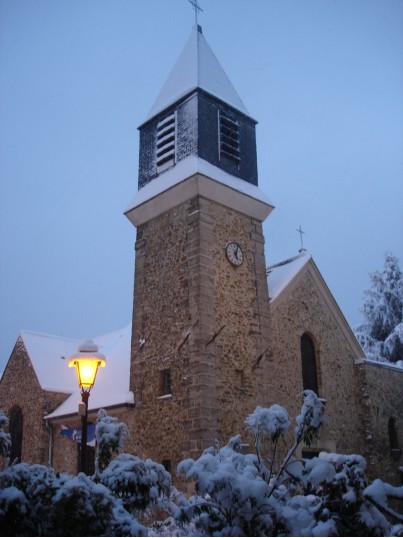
[156,112,176,173]
[219,111,240,165]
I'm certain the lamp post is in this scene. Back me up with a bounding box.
[68,340,106,474]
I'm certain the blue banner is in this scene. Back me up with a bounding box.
[60,424,96,447]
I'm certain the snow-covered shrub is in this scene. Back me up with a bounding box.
[176,392,325,536]
[48,472,147,536]
[149,514,197,537]
[177,435,274,536]
[0,484,31,536]
[0,409,11,468]
[0,463,147,536]
[176,393,403,537]
[100,453,171,515]
[95,408,129,473]
[245,403,290,482]
[245,403,290,443]
[300,453,390,536]
[355,253,403,363]
[295,390,325,447]
[0,463,59,535]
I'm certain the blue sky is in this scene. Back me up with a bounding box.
[0,0,402,373]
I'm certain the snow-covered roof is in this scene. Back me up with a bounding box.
[45,324,133,420]
[268,250,364,360]
[20,331,81,394]
[267,250,311,303]
[146,25,249,121]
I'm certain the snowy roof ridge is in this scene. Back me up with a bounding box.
[267,250,312,303]
[20,329,80,345]
[20,331,81,394]
[267,250,309,272]
[146,25,248,121]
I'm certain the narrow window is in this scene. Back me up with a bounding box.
[302,450,320,460]
[300,333,319,395]
[388,417,399,450]
[8,405,23,463]
[235,369,245,390]
[388,417,401,461]
[156,113,176,173]
[161,369,171,395]
[219,111,240,164]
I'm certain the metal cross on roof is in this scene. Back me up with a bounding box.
[188,0,203,25]
[296,225,305,249]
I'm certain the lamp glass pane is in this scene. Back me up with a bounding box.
[77,360,99,389]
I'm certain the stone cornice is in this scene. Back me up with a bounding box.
[125,172,273,227]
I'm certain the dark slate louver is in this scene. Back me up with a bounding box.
[156,113,176,173]
[219,111,240,165]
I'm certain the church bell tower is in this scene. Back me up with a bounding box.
[125,25,274,467]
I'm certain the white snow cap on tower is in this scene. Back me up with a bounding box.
[146,25,249,121]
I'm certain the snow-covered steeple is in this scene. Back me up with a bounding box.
[146,25,249,121]
[125,24,273,227]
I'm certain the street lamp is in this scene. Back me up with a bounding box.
[68,339,106,474]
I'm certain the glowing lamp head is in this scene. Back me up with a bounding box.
[68,340,106,391]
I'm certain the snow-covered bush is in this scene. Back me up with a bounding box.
[0,463,58,535]
[48,472,146,536]
[100,453,171,515]
[244,403,291,485]
[177,434,274,536]
[355,253,403,363]
[2,402,403,536]
[176,392,326,536]
[0,463,147,536]
[95,408,129,473]
[0,409,11,467]
[175,392,403,537]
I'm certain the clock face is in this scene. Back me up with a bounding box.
[225,242,244,266]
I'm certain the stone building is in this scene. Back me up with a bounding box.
[1,25,402,484]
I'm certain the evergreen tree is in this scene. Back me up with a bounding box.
[0,409,11,469]
[355,253,403,363]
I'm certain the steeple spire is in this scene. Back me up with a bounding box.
[146,25,249,121]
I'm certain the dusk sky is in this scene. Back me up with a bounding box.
[1,0,402,373]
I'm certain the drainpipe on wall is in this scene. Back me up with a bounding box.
[46,420,53,467]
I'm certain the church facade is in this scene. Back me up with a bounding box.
[1,25,402,485]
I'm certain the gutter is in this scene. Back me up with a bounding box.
[46,420,53,467]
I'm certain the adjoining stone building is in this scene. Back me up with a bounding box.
[1,25,402,485]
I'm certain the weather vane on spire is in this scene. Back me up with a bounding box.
[296,225,306,251]
[188,0,203,25]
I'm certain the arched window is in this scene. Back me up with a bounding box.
[300,333,319,395]
[8,405,23,463]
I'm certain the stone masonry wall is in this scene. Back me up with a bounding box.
[128,191,271,471]
[0,337,69,465]
[363,361,403,485]
[269,269,366,461]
